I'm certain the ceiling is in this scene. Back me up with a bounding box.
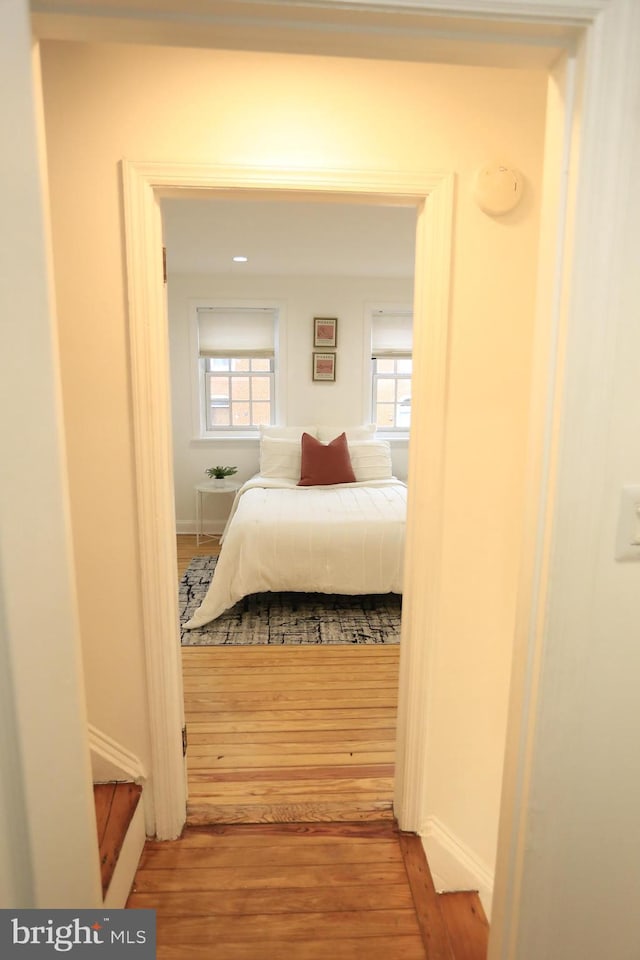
[162,197,417,277]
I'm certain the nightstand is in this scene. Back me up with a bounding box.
[195,480,241,546]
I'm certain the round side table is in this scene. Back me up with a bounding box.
[195,480,241,546]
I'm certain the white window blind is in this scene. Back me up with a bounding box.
[371,310,413,358]
[197,307,276,358]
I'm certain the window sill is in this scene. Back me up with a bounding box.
[190,434,260,445]
[377,431,410,443]
[190,431,409,445]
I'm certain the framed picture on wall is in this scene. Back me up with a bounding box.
[312,352,336,381]
[314,316,338,348]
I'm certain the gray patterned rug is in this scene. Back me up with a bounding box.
[180,555,401,646]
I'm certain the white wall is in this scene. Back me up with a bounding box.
[496,5,640,955]
[168,271,413,531]
[40,39,546,888]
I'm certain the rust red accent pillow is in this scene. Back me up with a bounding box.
[297,432,357,486]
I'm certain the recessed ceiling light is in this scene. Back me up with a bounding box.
[232,255,248,263]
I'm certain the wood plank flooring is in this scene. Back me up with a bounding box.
[127,820,446,960]
[177,533,220,578]
[94,782,142,897]
[439,893,490,960]
[183,644,399,824]
[178,534,399,824]
[173,535,489,958]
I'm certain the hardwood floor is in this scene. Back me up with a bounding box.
[170,535,489,958]
[178,534,398,824]
[127,820,454,960]
[94,782,142,897]
[177,533,220,577]
[439,893,490,960]
[183,645,398,824]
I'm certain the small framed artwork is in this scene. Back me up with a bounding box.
[312,352,336,382]
[314,316,338,348]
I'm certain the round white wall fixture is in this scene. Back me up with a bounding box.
[474,163,523,215]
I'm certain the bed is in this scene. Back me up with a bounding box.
[183,426,406,629]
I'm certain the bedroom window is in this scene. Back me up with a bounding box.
[370,308,413,431]
[203,357,274,430]
[196,305,277,432]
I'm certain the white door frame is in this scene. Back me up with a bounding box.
[121,162,454,840]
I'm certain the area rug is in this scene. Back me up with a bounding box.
[179,555,401,646]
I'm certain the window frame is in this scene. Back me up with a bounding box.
[371,355,413,432]
[188,299,286,441]
[202,355,275,432]
[366,303,413,436]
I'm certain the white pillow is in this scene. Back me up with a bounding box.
[317,424,376,442]
[348,440,393,481]
[260,425,317,439]
[259,436,302,480]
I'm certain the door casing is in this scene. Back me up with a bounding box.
[121,162,455,839]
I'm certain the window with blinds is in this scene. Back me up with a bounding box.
[197,306,277,431]
[370,308,413,431]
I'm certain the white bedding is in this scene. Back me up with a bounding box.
[183,475,406,628]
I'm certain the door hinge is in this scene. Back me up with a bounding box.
[182,724,188,757]
[162,245,167,284]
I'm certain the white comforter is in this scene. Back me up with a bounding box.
[184,475,406,628]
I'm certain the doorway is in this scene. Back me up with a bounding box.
[163,195,418,822]
[122,162,454,840]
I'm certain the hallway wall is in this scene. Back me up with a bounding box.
[39,39,547,881]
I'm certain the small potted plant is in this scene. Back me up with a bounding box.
[205,465,238,487]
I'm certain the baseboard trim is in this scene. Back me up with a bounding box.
[103,797,146,908]
[89,724,147,784]
[421,816,494,920]
[176,521,224,536]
